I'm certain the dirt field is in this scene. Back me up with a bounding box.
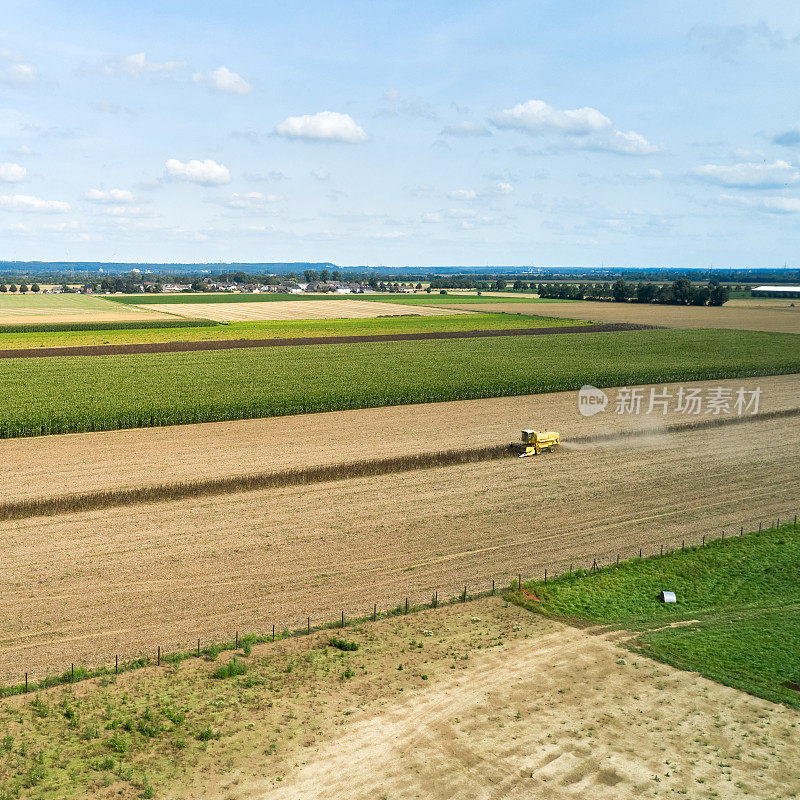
[137,298,471,322]
[5,599,795,799]
[0,293,170,324]
[3,374,797,503]
[456,300,800,333]
[1,408,798,683]
[213,601,799,800]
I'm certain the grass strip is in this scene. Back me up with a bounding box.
[0,318,218,334]
[0,313,586,351]
[0,328,798,438]
[511,521,800,706]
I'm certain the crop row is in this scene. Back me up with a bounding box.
[0,329,798,438]
[0,318,217,333]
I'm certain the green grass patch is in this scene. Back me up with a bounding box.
[328,637,359,652]
[513,523,800,706]
[0,312,580,350]
[0,318,217,334]
[0,328,798,437]
[212,658,248,680]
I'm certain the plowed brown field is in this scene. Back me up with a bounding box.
[1,408,798,683]
[3,374,798,502]
[455,300,800,333]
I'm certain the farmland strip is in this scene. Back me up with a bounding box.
[3,407,798,522]
[0,322,654,358]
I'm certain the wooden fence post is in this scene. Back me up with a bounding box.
[115,655,118,675]
[71,664,74,682]
[272,625,275,643]
[342,610,345,628]
[157,647,160,666]
[491,579,495,595]
[404,598,408,615]
[462,585,467,602]
[544,569,547,585]
[197,638,200,657]
[24,673,27,693]
[373,603,377,622]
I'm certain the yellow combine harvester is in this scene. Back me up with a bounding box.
[511,429,561,457]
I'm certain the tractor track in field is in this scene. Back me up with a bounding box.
[0,322,655,358]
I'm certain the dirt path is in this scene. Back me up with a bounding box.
[2,373,797,503]
[457,300,800,333]
[235,609,799,800]
[0,323,651,359]
[1,413,798,683]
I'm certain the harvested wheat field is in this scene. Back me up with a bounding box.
[0,293,171,324]
[1,411,798,683]
[137,298,470,322]
[455,299,800,333]
[221,601,798,800]
[3,373,797,503]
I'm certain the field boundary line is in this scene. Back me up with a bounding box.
[3,517,797,698]
[2,407,798,522]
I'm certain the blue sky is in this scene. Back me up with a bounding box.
[2,0,800,267]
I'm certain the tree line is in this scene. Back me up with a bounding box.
[538,278,729,305]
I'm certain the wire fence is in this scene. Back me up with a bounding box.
[5,511,798,698]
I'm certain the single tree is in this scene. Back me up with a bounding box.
[611,278,628,302]
[31,283,40,293]
[708,284,730,306]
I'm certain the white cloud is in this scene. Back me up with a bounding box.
[492,99,611,135]
[421,211,443,223]
[595,130,660,156]
[102,205,151,217]
[311,168,330,181]
[720,193,800,213]
[0,50,36,84]
[225,191,281,209]
[274,111,368,144]
[0,163,26,182]
[193,66,252,95]
[440,121,492,137]
[449,189,477,200]
[84,188,135,204]
[0,194,70,212]
[101,52,186,78]
[694,160,800,188]
[165,158,230,185]
[494,181,514,194]
[491,98,659,156]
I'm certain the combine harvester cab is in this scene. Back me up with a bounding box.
[512,429,561,457]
